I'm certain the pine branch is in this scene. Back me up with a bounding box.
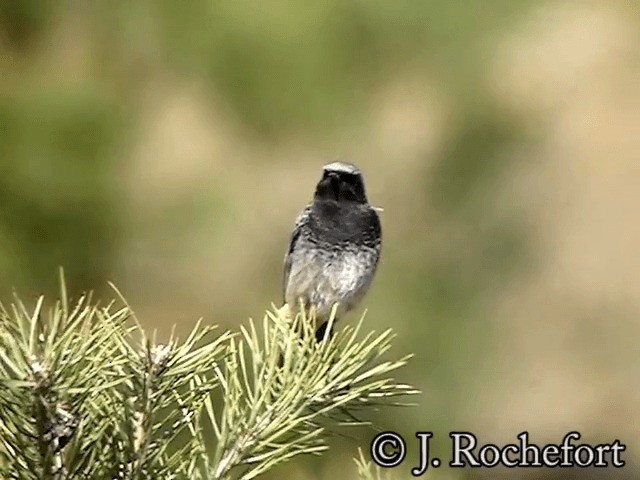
[0,277,130,479]
[205,306,418,480]
[354,448,394,480]
[0,277,417,480]
[95,286,231,480]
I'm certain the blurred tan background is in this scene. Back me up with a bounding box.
[1,1,639,478]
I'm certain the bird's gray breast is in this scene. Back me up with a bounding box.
[284,241,379,318]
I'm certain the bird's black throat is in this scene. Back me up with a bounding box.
[309,198,380,248]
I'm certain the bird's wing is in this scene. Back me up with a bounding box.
[282,205,311,302]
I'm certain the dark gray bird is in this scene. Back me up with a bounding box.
[283,161,382,341]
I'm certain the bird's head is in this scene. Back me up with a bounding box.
[314,162,368,204]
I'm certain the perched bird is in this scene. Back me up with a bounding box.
[283,162,382,341]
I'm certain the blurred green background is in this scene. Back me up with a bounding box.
[1,1,639,478]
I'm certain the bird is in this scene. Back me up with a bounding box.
[282,161,382,342]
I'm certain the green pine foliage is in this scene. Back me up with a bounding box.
[354,448,395,480]
[0,275,417,479]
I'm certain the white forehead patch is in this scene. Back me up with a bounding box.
[323,161,361,175]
